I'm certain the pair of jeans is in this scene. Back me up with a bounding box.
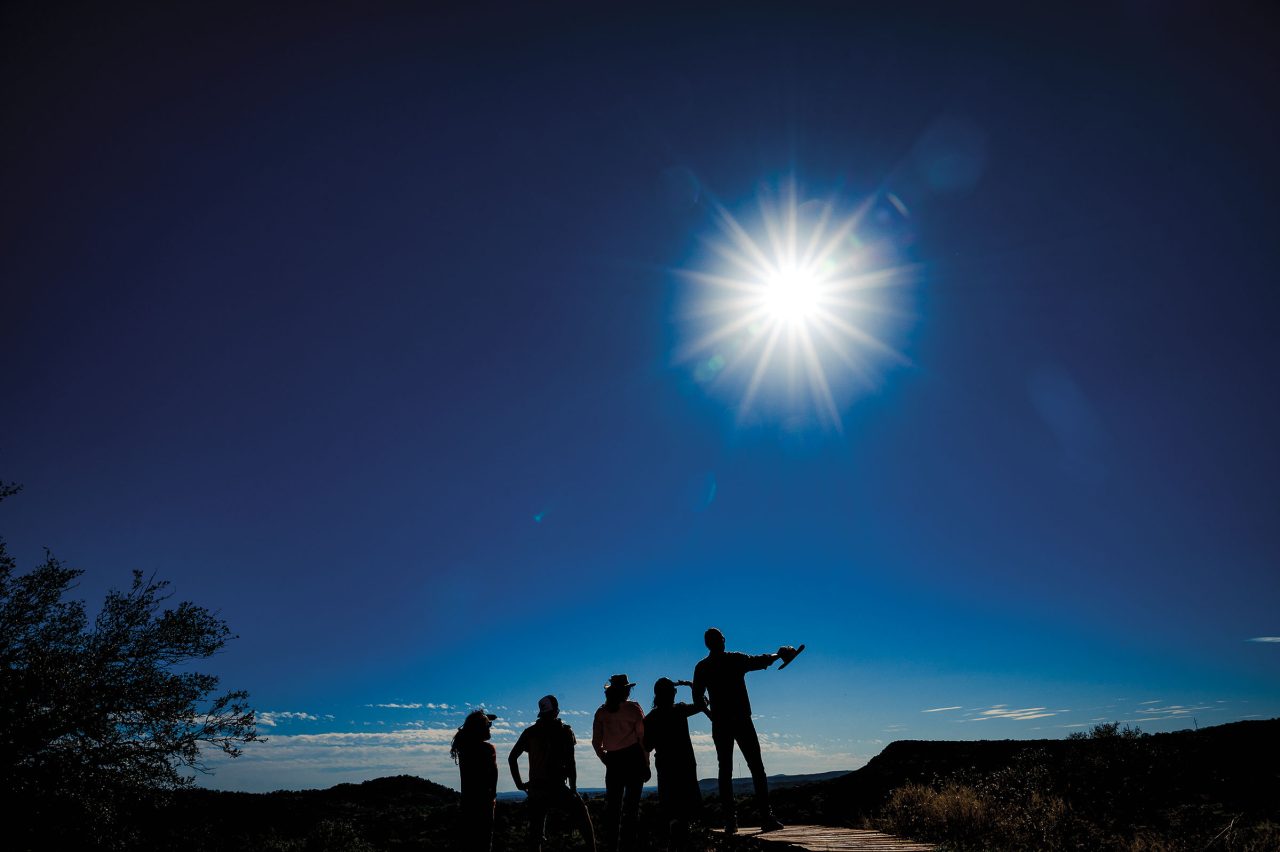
[602,743,647,852]
[457,798,494,852]
[525,781,596,852]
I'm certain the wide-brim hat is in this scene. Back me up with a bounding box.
[604,673,636,690]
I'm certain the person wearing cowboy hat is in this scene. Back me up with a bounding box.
[592,674,649,852]
[451,708,499,852]
[509,694,597,852]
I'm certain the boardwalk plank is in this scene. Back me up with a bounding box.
[711,824,937,851]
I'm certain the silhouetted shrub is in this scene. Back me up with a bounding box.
[876,725,1279,851]
[0,482,260,849]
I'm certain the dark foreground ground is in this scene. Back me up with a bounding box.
[20,718,1280,851]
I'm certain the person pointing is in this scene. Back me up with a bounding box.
[692,628,799,834]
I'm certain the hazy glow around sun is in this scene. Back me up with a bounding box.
[674,179,916,430]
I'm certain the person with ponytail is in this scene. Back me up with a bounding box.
[592,674,649,852]
[452,708,499,852]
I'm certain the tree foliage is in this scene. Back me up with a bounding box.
[0,481,260,845]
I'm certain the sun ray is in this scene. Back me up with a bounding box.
[710,201,775,274]
[759,192,788,272]
[674,304,772,361]
[739,323,786,417]
[818,311,913,365]
[801,199,837,268]
[679,269,776,297]
[797,323,842,430]
[808,195,877,272]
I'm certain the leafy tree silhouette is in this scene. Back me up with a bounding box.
[0,481,261,848]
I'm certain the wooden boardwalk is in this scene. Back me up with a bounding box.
[712,824,937,851]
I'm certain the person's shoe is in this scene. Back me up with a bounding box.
[761,814,785,833]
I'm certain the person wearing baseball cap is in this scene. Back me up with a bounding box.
[452,708,500,852]
[644,678,708,851]
[509,695,597,852]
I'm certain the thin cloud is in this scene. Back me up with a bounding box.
[961,705,1058,722]
[1121,703,1214,722]
[1247,637,1280,643]
[257,711,323,727]
[921,706,962,713]
[205,725,865,794]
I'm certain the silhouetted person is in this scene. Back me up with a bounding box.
[692,627,792,833]
[592,674,649,852]
[509,694,597,852]
[452,709,499,852]
[644,678,707,851]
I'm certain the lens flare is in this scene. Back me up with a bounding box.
[674,180,916,431]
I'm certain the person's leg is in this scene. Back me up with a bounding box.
[563,786,598,852]
[480,800,495,852]
[525,792,549,852]
[603,754,623,852]
[734,719,781,829]
[620,753,643,851]
[711,721,737,830]
[460,801,493,852]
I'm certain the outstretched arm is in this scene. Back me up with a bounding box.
[744,651,780,672]
[675,681,708,718]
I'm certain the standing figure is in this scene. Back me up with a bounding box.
[692,628,795,833]
[509,694,597,852]
[591,674,649,852]
[643,678,707,851]
[452,709,499,852]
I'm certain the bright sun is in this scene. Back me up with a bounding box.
[762,264,822,324]
[675,180,915,430]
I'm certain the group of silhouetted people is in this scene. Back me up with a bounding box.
[451,628,801,852]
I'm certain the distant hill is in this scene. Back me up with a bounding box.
[133,774,461,850]
[492,769,854,802]
[766,717,1280,845]
[117,718,1278,851]
[697,769,853,796]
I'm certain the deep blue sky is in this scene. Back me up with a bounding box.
[3,3,1278,791]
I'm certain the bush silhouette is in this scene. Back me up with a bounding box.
[0,481,260,848]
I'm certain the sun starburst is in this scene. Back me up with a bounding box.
[674,180,916,431]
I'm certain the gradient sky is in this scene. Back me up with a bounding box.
[3,4,1278,793]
